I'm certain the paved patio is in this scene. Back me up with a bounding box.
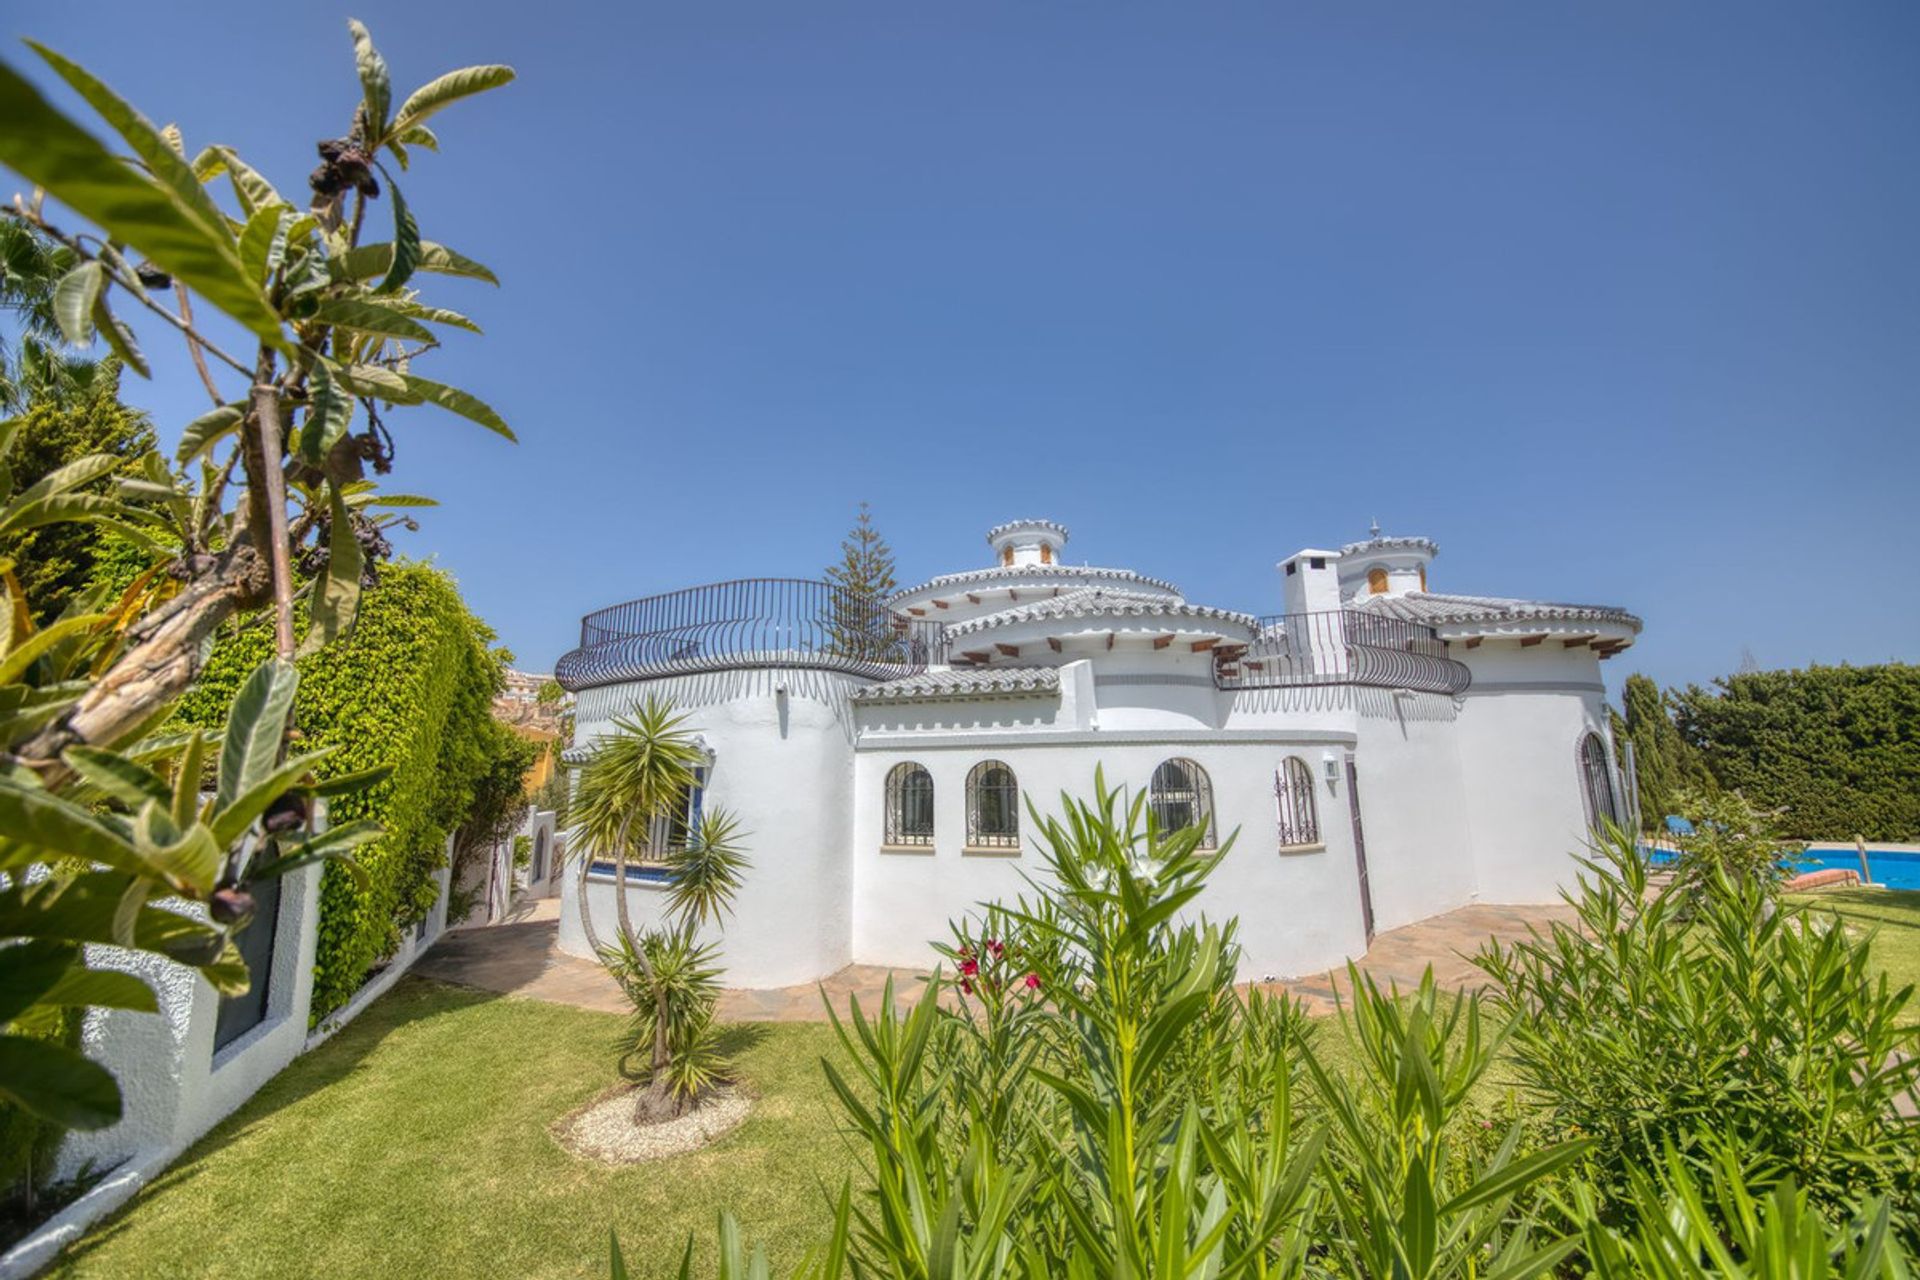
[413,895,1577,1020]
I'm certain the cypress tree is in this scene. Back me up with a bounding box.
[1621,672,1714,830]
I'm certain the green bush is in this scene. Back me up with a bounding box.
[1674,663,1920,841]
[0,1004,79,1215]
[1477,832,1920,1243]
[0,369,156,620]
[173,562,508,1021]
[651,780,1920,1277]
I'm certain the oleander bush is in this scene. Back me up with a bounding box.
[645,777,1920,1278]
[1476,828,1920,1246]
[173,562,513,1020]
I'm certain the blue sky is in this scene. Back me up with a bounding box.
[7,2,1917,695]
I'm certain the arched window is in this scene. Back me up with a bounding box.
[1577,732,1617,832]
[1367,566,1389,595]
[966,760,1020,850]
[532,830,548,880]
[1040,542,1053,565]
[884,762,935,847]
[1149,758,1216,850]
[1275,757,1319,848]
[1001,545,1015,567]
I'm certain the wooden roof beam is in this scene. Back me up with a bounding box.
[995,643,1020,658]
[1153,634,1177,650]
[1046,637,1063,653]
[1518,635,1547,647]
[1190,637,1220,652]
[932,599,950,610]
[962,650,992,664]
[1562,635,1597,648]
[1462,636,1483,649]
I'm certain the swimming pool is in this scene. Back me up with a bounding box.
[1794,847,1920,891]
[1643,845,1920,891]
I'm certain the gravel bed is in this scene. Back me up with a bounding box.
[552,1085,751,1165]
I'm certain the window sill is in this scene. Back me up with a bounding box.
[1276,842,1325,855]
[879,843,936,856]
[962,845,1022,858]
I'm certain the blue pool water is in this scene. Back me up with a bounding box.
[1795,847,1920,891]
[1644,845,1920,891]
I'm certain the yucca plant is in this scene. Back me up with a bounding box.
[571,697,750,1117]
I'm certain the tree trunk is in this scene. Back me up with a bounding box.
[18,546,265,779]
[595,813,676,1112]
[241,352,296,661]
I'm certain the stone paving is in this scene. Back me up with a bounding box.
[412,894,1578,1021]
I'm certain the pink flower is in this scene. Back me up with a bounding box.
[961,979,974,996]
[960,958,979,977]
[986,939,1004,958]
[1024,973,1041,991]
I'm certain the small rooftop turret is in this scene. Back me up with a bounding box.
[1336,522,1438,600]
[986,519,1068,568]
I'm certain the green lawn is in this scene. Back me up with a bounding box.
[1793,887,1920,994]
[52,980,862,1279]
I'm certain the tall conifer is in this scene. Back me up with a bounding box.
[824,503,900,660]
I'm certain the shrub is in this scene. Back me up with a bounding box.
[815,773,1586,1278]
[1674,663,1920,841]
[1663,790,1802,901]
[1476,831,1920,1243]
[173,562,508,1020]
[650,778,1920,1277]
[572,700,750,1118]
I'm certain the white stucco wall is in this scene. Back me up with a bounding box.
[850,730,1368,980]
[1453,643,1616,902]
[57,861,322,1181]
[558,668,858,988]
[1346,689,1480,934]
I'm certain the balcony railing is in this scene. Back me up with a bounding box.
[1213,610,1472,695]
[556,578,944,690]
[557,582,1470,698]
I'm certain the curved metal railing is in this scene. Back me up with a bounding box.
[558,582,1469,696]
[1213,610,1472,696]
[556,578,945,690]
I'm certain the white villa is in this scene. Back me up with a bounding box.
[554,520,1640,987]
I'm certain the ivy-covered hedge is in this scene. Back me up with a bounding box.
[173,562,509,1021]
[1674,663,1920,841]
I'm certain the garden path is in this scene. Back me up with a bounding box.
[412,896,1578,1020]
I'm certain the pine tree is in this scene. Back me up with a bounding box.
[823,502,901,662]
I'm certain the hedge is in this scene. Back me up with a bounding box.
[1673,663,1920,842]
[172,562,510,1021]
